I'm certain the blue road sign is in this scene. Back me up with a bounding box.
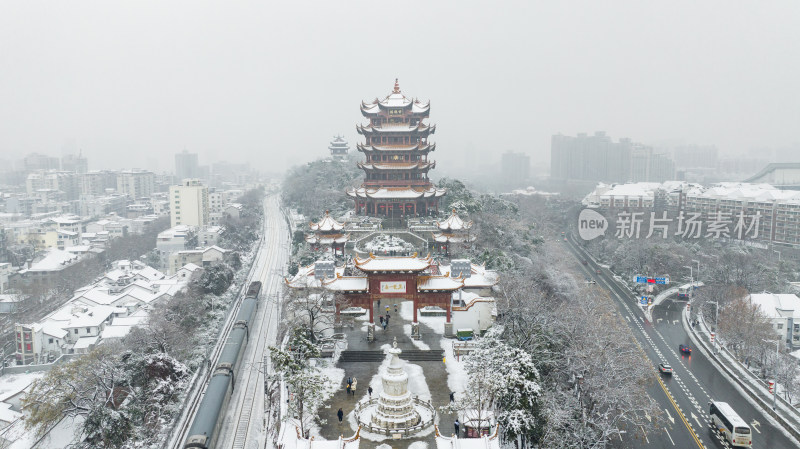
[640,296,648,305]
[634,276,648,283]
[654,276,670,285]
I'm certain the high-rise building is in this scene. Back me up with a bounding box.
[551,132,674,183]
[61,153,89,173]
[501,152,531,186]
[23,153,60,172]
[347,79,446,217]
[175,150,199,181]
[26,171,81,200]
[81,171,118,196]
[169,179,209,227]
[117,170,155,200]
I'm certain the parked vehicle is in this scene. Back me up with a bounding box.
[456,328,474,341]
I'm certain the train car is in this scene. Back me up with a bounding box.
[246,281,262,299]
[183,283,262,448]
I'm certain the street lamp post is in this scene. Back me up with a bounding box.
[684,265,694,299]
[763,338,780,410]
[692,259,700,283]
[709,300,719,353]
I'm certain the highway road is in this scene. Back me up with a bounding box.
[564,234,800,449]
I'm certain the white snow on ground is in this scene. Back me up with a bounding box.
[400,301,445,334]
[309,359,346,439]
[363,234,414,253]
[376,444,393,449]
[409,442,429,449]
[440,338,469,398]
[403,324,430,350]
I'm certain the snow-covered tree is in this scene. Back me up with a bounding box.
[446,331,543,445]
[270,329,330,438]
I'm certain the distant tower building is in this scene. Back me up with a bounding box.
[329,135,350,160]
[501,152,531,187]
[117,169,155,200]
[61,152,88,174]
[175,150,199,181]
[347,79,446,217]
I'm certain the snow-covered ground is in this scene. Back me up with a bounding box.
[363,234,414,254]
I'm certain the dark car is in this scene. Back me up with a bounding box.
[658,362,673,374]
[679,344,692,354]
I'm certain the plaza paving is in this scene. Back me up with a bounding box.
[317,301,458,449]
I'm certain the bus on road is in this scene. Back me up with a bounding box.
[709,401,752,447]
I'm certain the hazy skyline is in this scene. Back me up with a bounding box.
[1,1,798,174]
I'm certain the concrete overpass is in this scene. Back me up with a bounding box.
[743,162,800,189]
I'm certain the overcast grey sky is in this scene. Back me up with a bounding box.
[1,1,798,174]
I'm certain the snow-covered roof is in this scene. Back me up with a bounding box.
[285,263,346,289]
[749,293,800,319]
[437,263,499,289]
[418,275,464,291]
[73,335,99,350]
[357,161,434,171]
[305,234,349,245]
[0,402,22,424]
[354,254,431,272]
[321,276,368,292]
[23,249,81,272]
[347,186,447,199]
[100,325,133,340]
[437,210,472,231]
[435,424,500,449]
[309,211,345,232]
[279,422,360,449]
[432,233,477,243]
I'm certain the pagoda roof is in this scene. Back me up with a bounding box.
[354,253,431,272]
[437,210,473,231]
[417,275,464,291]
[357,122,435,135]
[347,186,447,199]
[305,234,350,245]
[437,262,499,288]
[360,79,431,116]
[321,275,368,292]
[309,211,345,232]
[357,142,436,153]
[432,232,477,243]
[357,161,435,171]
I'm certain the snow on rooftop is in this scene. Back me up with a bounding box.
[25,249,80,272]
[354,254,431,272]
[73,335,99,350]
[749,293,800,319]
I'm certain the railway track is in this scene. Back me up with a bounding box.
[225,196,287,449]
[169,195,288,449]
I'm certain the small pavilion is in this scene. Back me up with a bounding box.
[432,210,476,255]
[305,211,349,256]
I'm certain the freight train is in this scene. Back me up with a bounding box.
[183,281,262,449]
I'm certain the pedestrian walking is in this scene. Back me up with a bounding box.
[379,316,384,325]
[346,383,351,395]
[385,314,390,326]
[352,377,358,395]
[368,386,373,398]
[385,305,390,313]
[377,299,381,308]
[394,304,398,312]
[382,321,387,330]
[337,408,344,423]
[449,391,455,403]
[454,419,460,436]
[347,376,352,386]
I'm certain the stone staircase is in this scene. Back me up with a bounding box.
[339,349,444,363]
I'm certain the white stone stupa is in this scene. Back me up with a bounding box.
[371,337,421,428]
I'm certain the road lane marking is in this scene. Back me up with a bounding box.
[665,428,676,445]
[751,419,761,433]
[665,409,674,424]
[691,412,702,427]
[656,375,706,448]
